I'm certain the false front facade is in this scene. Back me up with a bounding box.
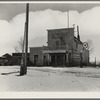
[30,28,89,67]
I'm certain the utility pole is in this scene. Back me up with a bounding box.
[20,22,26,75]
[77,26,80,41]
[67,11,70,67]
[24,3,29,74]
[20,3,29,75]
[67,11,69,28]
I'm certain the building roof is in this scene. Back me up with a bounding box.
[74,36,83,44]
[12,53,29,57]
[2,53,12,59]
[47,28,74,31]
[30,47,43,49]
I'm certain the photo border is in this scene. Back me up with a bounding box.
[0,0,100,99]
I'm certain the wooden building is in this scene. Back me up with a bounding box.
[12,53,32,66]
[0,53,13,66]
[30,27,89,67]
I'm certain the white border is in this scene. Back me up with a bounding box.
[0,1,100,4]
[0,92,100,98]
[0,1,100,98]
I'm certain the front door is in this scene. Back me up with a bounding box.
[51,53,65,66]
[51,54,55,66]
[57,55,64,66]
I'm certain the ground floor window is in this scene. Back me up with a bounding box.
[34,55,38,66]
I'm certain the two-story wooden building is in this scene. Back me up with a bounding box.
[30,27,89,67]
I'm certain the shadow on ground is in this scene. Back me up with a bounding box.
[1,71,19,75]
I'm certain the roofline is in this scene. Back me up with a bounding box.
[47,27,74,31]
[29,46,43,49]
[74,36,83,44]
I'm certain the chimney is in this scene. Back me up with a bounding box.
[77,26,80,41]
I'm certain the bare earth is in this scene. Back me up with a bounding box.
[0,66,100,92]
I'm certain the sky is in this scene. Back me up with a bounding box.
[0,2,100,63]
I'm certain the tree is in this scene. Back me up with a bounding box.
[14,3,29,76]
[87,39,94,54]
[14,36,25,75]
[14,37,24,53]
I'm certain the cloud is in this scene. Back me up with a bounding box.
[0,7,100,62]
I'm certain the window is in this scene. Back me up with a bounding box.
[76,43,78,49]
[75,42,78,51]
[34,55,38,62]
[44,55,46,59]
[34,55,38,65]
[52,34,54,39]
[60,36,65,45]
[56,40,59,46]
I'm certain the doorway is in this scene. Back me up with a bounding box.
[51,53,65,66]
[34,55,38,66]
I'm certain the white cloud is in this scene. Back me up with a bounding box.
[0,7,100,62]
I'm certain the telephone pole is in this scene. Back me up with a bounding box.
[20,3,29,75]
[24,3,29,74]
[20,22,26,75]
[67,11,69,28]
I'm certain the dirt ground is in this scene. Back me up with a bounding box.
[0,66,100,92]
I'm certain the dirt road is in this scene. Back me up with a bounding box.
[0,66,100,91]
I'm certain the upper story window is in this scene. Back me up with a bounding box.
[52,34,58,39]
[56,40,59,46]
[52,34,54,39]
[60,36,65,45]
[76,43,78,49]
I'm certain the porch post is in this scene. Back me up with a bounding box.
[49,54,51,66]
[55,55,57,66]
[48,54,50,66]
